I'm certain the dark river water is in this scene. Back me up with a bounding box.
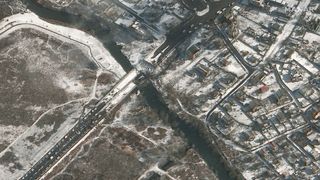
[22,0,236,179]
[23,0,133,72]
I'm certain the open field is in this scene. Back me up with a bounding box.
[48,94,219,180]
[0,28,98,147]
[0,14,123,178]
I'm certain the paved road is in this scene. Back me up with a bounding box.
[152,0,233,61]
[20,70,139,180]
[111,0,160,34]
[19,0,235,178]
[205,72,255,121]
[0,22,106,69]
[273,66,302,108]
[20,103,107,180]
[215,25,255,72]
[204,23,257,122]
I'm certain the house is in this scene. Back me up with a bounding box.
[234,90,246,101]
[218,58,231,66]
[243,100,261,113]
[199,58,216,71]
[193,67,208,81]
[269,22,281,31]
[289,69,303,82]
[268,90,289,105]
[249,0,266,8]
[246,55,259,64]
[313,111,320,119]
[244,27,256,37]
[248,71,265,85]
[220,74,236,86]
[271,7,289,18]
[283,49,294,58]
[258,84,269,94]
[266,0,285,7]
[257,33,274,44]
[238,132,250,141]
[298,84,315,97]
[275,111,286,122]
[187,43,201,59]
[198,64,211,76]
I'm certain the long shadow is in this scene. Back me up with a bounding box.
[24,0,133,72]
[22,1,238,179]
[139,82,237,180]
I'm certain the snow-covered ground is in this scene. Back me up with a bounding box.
[263,0,311,61]
[304,31,320,45]
[46,0,73,7]
[196,5,209,16]
[0,101,84,179]
[239,35,261,51]
[0,125,27,151]
[245,73,281,100]
[291,51,318,75]
[122,40,162,65]
[233,40,260,57]
[0,12,125,76]
[0,12,127,179]
[228,104,252,126]
[223,55,247,77]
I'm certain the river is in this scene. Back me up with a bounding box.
[23,0,133,72]
[22,0,236,179]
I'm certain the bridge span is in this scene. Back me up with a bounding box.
[20,69,140,180]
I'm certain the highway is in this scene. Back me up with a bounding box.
[110,0,233,64]
[152,14,197,60]
[20,70,139,180]
[152,0,233,61]
[19,0,235,179]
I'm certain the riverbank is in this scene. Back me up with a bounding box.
[23,0,134,72]
[0,12,125,76]
[139,82,240,180]
[19,0,239,179]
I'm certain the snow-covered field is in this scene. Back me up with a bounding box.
[0,102,84,179]
[0,12,125,179]
[0,12,125,76]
